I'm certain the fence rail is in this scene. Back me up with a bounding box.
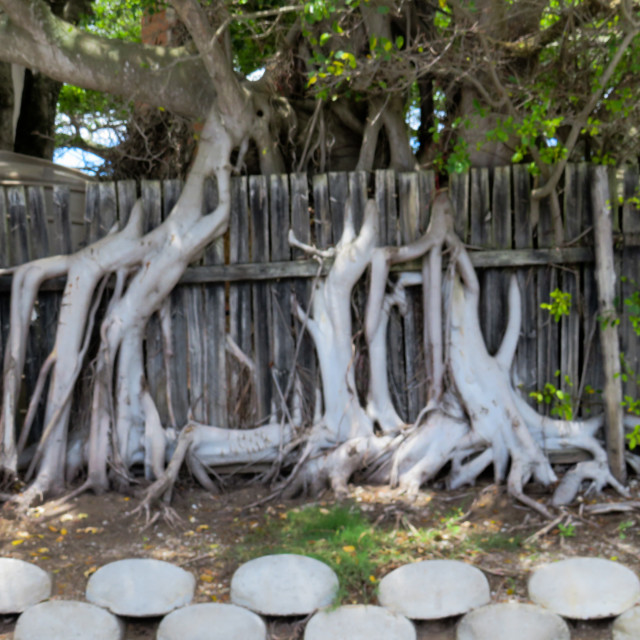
[0,165,638,432]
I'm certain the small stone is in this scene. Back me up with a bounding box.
[304,605,416,640]
[14,600,124,640]
[378,560,490,619]
[85,558,195,617]
[230,554,338,616]
[613,606,640,639]
[157,603,266,640]
[528,557,640,619]
[456,602,570,640]
[0,558,51,613]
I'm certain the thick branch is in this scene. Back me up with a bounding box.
[0,0,214,119]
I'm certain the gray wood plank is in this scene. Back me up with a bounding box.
[7,186,29,265]
[97,182,117,238]
[621,165,640,404]
[290,172,316,425]
[536,193,560,405]
[398,172,425,420]
[561,164,584,406]
[52,186,72,255]
[348,171,368,234]
[202,178,228,426]
[328,172,349,243]
[512,165,537,398]
[227,176,253,428]
[116,180,138,229]
[312,174,331,248]
[450,171,470,242]
[250,174,272,422]
[269,174,294,420]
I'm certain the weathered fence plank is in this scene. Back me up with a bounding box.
[250,175,272,422]
[513,165,537,398]
[203,179,227,427]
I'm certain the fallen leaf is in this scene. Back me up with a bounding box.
[83,566,97,578]
[342,545,355,553]
[11,539,24,546]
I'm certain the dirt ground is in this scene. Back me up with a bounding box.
[1,478,639,639]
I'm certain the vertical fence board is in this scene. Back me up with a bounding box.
[398,172,425,419]
[561,164,584,406]
[312,174,331,248]
[83,183,101,245]
[536,194,560,401]
[328,172,348,243]
[52,186,72,255]
[228,177,253,427]
[348,171,368,234]
[250,175,272,421]
[483,167,512,356]
[0,190,8,358]
[450,171,470,242]
[621,166,640,404]
[116,181,137,228]
[290,173,316,424]
[202,179,227,426]
[98,183,117,238]
[270,175,294,419]
[513,166,537,398]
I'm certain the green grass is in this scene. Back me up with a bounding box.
[230,503,525,604]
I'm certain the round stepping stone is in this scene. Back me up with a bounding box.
[614,606,640,639]
[14,600,124,640]
[0,557,51,613]
[304,604,416,640]
[456,603,570,640]
[378,560,490,619]
[230,554,338,616]
[528,557,640,619]
[157,602,266,640]
[85,558,195,617]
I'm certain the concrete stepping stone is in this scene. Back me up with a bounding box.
[85,558,195,617]
[230,554,338,616]
[378,560,490,619]
[304,604,416,640]
[613,606,640,639]
[0,557,51,613]
[456,602,570,640]
[528,557,640,619]
[14,600,124,640]
[157,602,266,640]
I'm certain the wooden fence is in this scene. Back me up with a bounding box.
[0,165,638,432]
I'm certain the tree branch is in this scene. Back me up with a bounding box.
[0,1,215,119]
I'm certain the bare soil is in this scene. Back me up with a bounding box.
[1,478,639,639]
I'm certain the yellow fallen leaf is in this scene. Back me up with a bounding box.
[196,524,209,532]
[48,525,58,533]
[342,545,355,553]
[60,514,74,522]
[84,566,97,578]
[38,547,49,554]
[210,595,218,602]
[60,529,68,536]
[200,575,214,583]
[55,536,64,543]
[369,575,376,583]
[77,513,89,519]
[11,539,24,546]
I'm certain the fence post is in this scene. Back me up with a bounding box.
[591,165,626,482]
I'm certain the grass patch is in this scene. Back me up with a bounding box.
[231,503,524,604]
